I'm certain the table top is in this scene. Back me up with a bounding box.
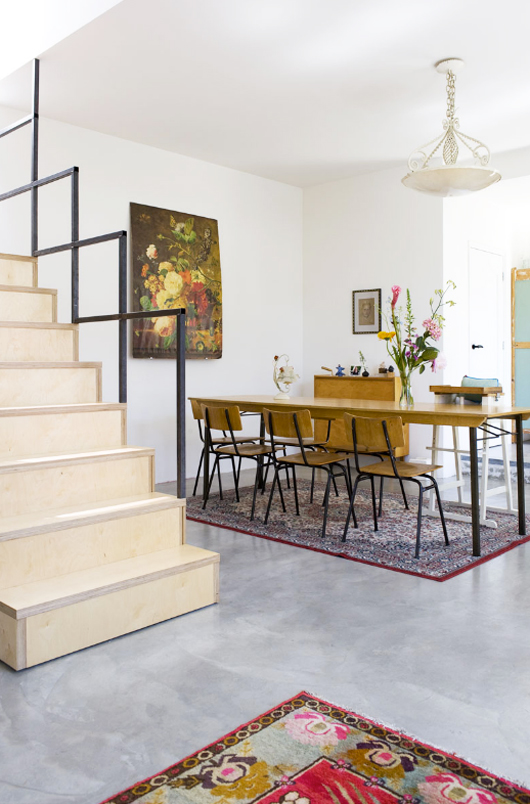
[189,394,530,427]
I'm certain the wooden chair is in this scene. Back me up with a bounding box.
[190,399,258,498]
[201,404,273,520]
[342,414,449,558]
[263,408,352,538]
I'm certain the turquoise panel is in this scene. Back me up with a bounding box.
[514,280,530,341]
[515,349,530,419]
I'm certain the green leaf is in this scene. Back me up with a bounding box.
[177,257,190,270]
[170,256,178,263]
[159,268,168,278]
[419,364,426,374]
[420,347,439,362]
[188,230,197,244]
[139,295,152,311]
[164,332,177,349]
[184,217,194,236]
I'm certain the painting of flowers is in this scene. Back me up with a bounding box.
[131,202,222,359]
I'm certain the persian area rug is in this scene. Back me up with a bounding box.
[186,479,530,581]
[101,691,530,804]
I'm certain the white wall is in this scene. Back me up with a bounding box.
[303,165,444,457]
[0,107,303,482]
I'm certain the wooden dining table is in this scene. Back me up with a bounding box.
[190,394,530,557]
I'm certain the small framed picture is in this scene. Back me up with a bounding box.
[352,288,381,335]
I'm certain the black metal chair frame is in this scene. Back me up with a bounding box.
[343,417,449,558]
[264,411,351,538]
[202,407,272,520]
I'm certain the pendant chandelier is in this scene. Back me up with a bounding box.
[402,58,501,197]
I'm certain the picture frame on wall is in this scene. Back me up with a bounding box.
[352,288,381,334]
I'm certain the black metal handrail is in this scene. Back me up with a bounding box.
[0,59,186,497]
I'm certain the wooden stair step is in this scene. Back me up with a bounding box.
[0,254,37,288]
[0,321,78,362]
[0,362,102,406]
[0,284,57,323]
[0,546,219,669]
[0,402,126,459]
[0,493,186,590]
[0,446,155,517]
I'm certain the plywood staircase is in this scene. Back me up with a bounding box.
[0,253,219,670]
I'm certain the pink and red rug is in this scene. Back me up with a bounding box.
[101,691,530,804]
[186,479,530,581]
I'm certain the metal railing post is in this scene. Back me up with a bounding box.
[118,234,127,403]
[71,168,79,324]
[176,311,186,498]
[31,59,39,256]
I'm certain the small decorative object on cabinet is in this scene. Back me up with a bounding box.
[350,365,361,376]
[378,282,455,408]
[378,361,388,374]
[335,364,346,376]
[313,373,409,457]
[352,288,382,334]
[358,350,369,376]
[273,354,299,399]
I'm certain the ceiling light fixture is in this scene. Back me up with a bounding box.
[402,58,501,197]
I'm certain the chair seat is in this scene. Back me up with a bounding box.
[361,459,441,478]
[211,435,258,445]
[278,451,351,467]
[216,443,273,457]
[270,436,328,448]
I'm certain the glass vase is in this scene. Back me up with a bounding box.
[399,371,414,409]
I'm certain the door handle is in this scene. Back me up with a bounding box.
[471,344,484,349]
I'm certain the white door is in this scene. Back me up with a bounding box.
[468,246,504,383]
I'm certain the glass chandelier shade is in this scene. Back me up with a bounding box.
[402,59,501,197]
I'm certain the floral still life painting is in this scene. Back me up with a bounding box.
[131,202,222,359]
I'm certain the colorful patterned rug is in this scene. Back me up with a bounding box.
[186,479,530,581]
[101,691,529,804]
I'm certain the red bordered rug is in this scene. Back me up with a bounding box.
[186,480,530,581]
[100,691,530,804]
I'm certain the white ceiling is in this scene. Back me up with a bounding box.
[1,0,530,187]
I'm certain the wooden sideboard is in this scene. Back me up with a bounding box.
[313,374,409,457]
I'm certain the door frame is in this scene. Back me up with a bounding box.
[511,267,530,435]
[467,241,505,382]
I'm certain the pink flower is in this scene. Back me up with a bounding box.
[431,353,447,373]
[418,773,498,804]
[423,318,442,341]
[284,712,349,746]
[391,285,401,308]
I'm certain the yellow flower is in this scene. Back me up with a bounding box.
[153,315,176,338]
[378,330,396,340]
[158,261,174,273]
[164,271,183,297]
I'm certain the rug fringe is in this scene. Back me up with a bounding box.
[302,689,530,791]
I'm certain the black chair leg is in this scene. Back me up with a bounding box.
[250,461,260,521]
[192,448,204,497]
[342,475,360,540]
[202,455,218,509]
[277,470,287,512]
[321,472,332,538]
[370,475,378,531]
[292,466,300,516]
[264,468,279,524]
[217,458,223,500]
[310,468,315,503]
[230,456,240,502]
[332,473,339,497]
[398,476,409,509]
[432,477,450,546]
[282,448,291,489]
[378,476,384,517]
[415,481,424,558]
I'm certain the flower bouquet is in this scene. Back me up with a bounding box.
[378,281,456,408]
[273,354,299,400]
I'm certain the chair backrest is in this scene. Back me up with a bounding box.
[263,408,313,441]
[190,398,203,420]
[343,413,405,453]
[201,404,243,432]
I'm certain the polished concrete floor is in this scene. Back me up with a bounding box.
[1,471,530,803]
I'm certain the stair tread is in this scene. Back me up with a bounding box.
[0,361,101,368]
[0,402,126,417]
[0,284,56,295]
[0,545,219,618]
[0,491,184,541]
[0,321,76,330]
[0,444,154,474]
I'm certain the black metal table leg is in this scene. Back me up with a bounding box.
[469,426,481,556]
[203,428,210,502]
[515,414,526,535]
